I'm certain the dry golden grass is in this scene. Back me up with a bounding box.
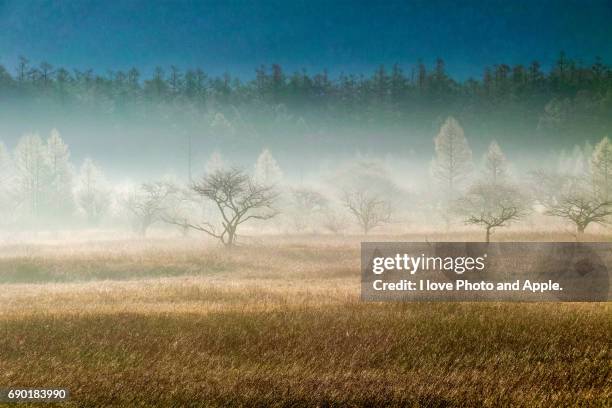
[0,232,610,407]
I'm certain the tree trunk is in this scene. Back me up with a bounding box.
[577,224,585,234]
[485,226,491,243]
[140,216,152,237]
[224,226,236,249]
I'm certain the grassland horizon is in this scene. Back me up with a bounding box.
[1,232,610,407]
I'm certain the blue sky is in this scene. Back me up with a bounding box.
[0,0,611,80]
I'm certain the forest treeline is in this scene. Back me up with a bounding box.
[1,53,612,144]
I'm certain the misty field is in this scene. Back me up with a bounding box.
[0,232,610,407]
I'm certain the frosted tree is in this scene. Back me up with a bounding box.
[558,142,593,176]
[205,151,226,174]
[569,145,586,175]
[431,117,473,227]
[46,129,74,216]
[483,140,508,183]
[590,136,612,201]
[0,141,12,188]
[254,148,283,186]
[76,158,111,225]
[13,133,50,218]
[0,141,15,219]
[431,116,473,194]
[210,112,234,137]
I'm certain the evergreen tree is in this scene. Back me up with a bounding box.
[0,141,15,220]
[46,129,74,216]
[590,136,612,200]
[432,116,473,195]
[483,140,508,183]
[76,158,110,225]
[254,149,283,186]
[13,133,50,218]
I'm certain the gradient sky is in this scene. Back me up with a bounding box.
[0,0,611,80]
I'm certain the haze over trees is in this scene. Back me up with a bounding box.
[532,170,612,234]
[483,141,508,184]
[431,117,473,227]
[1,112,612,240]
[337,160,398,235]
[432,117,474,195]
[254,149,283,186]
[590,136,612,201]
[1,53,611,161]
[124,181,178,236]
[287,187,329,233]
[76,158,110,226]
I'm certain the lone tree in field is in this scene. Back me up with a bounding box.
[336,159,397,235]
[124,181,178,237]
[547,194,612,234]
[531,169,612,234]
[432,117,473,195]
[343,190,392,235]
[454,182,528,242]
[172,168,278,248]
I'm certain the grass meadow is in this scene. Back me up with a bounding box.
[0,231,610,407]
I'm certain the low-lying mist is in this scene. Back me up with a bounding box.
[0,56,610,242]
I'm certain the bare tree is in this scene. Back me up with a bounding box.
[531,169,612,234]
[547,195,612,234]
[334,159,398,235]
[322,208,349,235]
[167,168,278,248]
[162,187,203,236]
[454,182,529,242]
[289,187,328,232]
[343,190,391,235]
[124,181,178,236]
